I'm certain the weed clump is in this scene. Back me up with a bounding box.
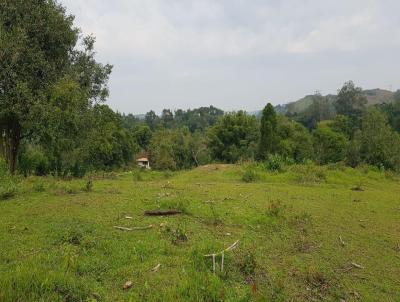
[83,179,93,192]
[242,168,260,183]
[32,180,46,192]
[164,225,188,245]
[264,154,293,172]
[267,200,286,217]
[291,163,327,184]
[159,199,188,214]
[0,179,17,200]
[132,170,144,181]
[239,251,257,277]
[0,160,17,200]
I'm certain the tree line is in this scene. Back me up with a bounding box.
[2,1,400,177]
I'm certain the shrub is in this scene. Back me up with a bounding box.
[242,168,259,183]
[264,154,293,172]
[18,149,49,177]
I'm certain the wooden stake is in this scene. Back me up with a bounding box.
[212,254,216,274]
[221,252,224,272]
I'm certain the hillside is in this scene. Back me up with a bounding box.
[1,164,399,301]
[281,89,395,115]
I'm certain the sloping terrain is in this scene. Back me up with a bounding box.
[281,89,395,115]
[0,165,399,301]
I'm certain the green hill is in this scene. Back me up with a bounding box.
[281,88,395,115]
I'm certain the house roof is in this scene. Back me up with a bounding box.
[137,157,149,162]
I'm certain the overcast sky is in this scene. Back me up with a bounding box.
[60,0,400,115]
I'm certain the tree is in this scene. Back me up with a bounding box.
[149,128,206,170]
[161,109,174,128]
[328,115,353,139]
[379,93,400,133]
[132,125,152,151]
[357,108,400,170]
[0,0,76,173]
[207,111,259,163]
[276,116,313,163]
[0,0,111,173]
[259,103,279,159]
[145,110,160,130]
[313,126,347,164]
[334,81,367,125]
[298,93,336,129]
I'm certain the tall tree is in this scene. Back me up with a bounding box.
[335,81,367,123]
[259,103,279,159]
[0,0,111,173]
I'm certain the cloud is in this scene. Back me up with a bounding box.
[60,0,400,113]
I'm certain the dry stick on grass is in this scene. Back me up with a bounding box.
[151,264,161,272]
[351,262,365,269]
[336,262,365,273]
[204,240,239,273]
[114,225,153,231]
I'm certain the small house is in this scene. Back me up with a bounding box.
[137,156,150,169]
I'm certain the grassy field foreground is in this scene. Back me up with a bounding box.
[0,164,399,301]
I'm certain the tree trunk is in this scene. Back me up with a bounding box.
[1,117,21,174]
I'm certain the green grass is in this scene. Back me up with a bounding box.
[0,164,399,301]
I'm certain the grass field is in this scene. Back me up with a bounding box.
[0,164,399,301]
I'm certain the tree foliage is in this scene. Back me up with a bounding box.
[0,0,112,174]
[313,126,347,164]
[335,81,367,121]
[207,111,259,163]
[259,103,279,159]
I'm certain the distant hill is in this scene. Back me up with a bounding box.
[279,88,395,115]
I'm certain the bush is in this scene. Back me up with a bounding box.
[241,167,259,183]
[18,150,49,177]
[264,154,293,172]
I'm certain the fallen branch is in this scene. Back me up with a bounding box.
[335,262,365,273]
[351,262,364,269]
[144,209,182,216]
[114,225,153,231]
[204,240,239,257]
[151,263,161,272]
[203,200,216,204]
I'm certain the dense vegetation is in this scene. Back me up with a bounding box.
[2,1,400,180]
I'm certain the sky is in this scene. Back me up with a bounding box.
[60,0,400,115]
